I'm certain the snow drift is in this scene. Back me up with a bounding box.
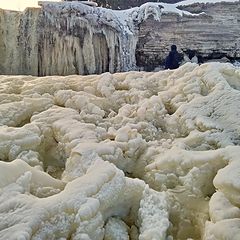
[0,62,240,239]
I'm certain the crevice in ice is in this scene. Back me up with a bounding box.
[15,116,31,128]
[167,190,209,240]
[163,101,176,115]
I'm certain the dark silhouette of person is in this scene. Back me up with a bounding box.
[165,45,181,70]
[188,50,198,63]
[184,49,204,64]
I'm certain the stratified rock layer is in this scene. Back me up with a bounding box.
[136,1,240,70]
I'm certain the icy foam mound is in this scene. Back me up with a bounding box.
[0,62,240,239]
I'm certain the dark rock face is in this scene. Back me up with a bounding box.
[136,1,240,70]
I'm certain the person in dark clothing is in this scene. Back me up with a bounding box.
[165,45,181,70]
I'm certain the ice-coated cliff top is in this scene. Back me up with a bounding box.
[38,0,240,36]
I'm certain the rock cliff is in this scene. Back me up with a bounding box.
[0,8,39,75]
[136,1,240,70]
[0,1,239,75]
[0,3,138,76]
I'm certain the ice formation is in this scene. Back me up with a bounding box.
[1,0,239,76]
[0,62,240,239]
[1,2,164,75]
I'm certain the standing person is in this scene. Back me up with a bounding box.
[188,50,198,64]
[165,45,181,70]
[183,49,200,64]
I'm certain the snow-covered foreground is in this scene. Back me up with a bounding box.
[0,62,240,239]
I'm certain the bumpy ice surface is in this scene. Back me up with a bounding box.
[0,62,240,239]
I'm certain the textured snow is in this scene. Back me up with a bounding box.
[0,62,240,238]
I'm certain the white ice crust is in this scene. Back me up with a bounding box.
[39,0,239,38]
[0,62,240,238]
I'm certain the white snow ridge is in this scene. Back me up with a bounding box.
[0,62,240,239]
